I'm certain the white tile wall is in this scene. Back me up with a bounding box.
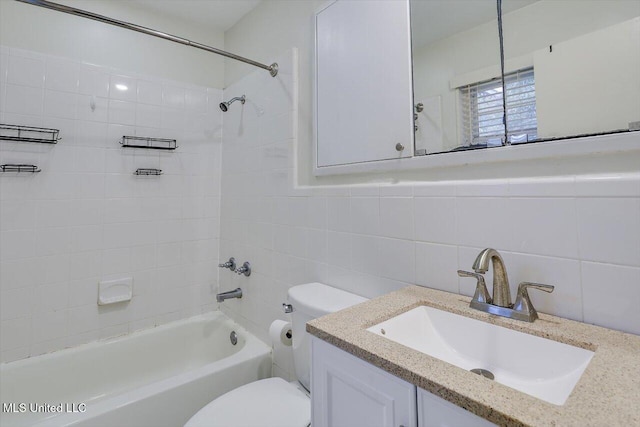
[576,198,640,267]
[218,49,640,383]
[0,46,223,362]
[581,262,640,332]
[2,45,639,373]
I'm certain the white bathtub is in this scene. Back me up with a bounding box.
[0,311,271,427]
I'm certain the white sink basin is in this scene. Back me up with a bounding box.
[367,306,594,405]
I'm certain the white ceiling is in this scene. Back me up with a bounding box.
[124,0,537,45]
[128,0,262,32]
[411,0,539,48]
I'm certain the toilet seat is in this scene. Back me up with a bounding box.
[184,377,310,427]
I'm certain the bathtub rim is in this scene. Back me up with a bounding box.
[0,310,255,370]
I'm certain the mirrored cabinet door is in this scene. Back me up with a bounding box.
[410,0,640,156]
[502,0,640,142]
[411,0,508,155]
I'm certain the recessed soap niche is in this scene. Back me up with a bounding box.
[98,277,133,305]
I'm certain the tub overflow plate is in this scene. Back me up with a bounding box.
[230,331,238,345]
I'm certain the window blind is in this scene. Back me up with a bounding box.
[460,67,537,146]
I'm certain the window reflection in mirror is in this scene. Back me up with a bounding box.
[459,67,536,149]
[410,0,640,156]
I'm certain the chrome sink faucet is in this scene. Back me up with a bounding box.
[471,248,511,307]
[458,248,554,322]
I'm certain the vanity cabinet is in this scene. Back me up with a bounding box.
[311,337,496,427]
[311,337,417,427]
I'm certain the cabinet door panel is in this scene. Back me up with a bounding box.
[315,0,414,167]
[312,337,416,427]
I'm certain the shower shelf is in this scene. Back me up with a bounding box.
[134,168,163,176]
[1,164,42,173]
[120,136,177,150]
[0,124,61,144]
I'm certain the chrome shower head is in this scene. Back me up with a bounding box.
[219,95,246,112]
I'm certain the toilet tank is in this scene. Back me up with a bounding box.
[287,283,367,391]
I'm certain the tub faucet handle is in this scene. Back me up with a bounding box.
[218,257,236,270]
[235,261,251,277]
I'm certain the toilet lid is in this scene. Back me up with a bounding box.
[184,377,310,427]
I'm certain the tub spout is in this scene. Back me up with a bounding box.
[216,288,242,303]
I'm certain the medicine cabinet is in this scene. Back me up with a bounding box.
[314,0,640,173]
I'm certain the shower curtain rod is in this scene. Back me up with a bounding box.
[15,0,279,77]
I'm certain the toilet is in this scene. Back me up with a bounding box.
[184,282,367,427]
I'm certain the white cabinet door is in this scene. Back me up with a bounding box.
[417,388,496,427]
[315,0,414,168]
[311,337,417,427]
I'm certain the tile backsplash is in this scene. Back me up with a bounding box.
[0,46,223,362]
[218,49,639,379]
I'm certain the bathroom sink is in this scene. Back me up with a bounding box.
[367,306,594,405]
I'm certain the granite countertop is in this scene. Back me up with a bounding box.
[306,285,640,427]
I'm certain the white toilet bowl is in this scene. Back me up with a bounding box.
[184,377,310,427]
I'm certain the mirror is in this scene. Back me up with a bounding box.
[502,0,640,142]
[410,0,640,156]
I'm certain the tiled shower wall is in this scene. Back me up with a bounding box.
[219,49,640,379]
[0,46,222,362]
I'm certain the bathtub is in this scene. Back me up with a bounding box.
[0,311,271,427]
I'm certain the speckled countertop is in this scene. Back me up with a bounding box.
[306,285,640,427]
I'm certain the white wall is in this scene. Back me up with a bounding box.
[0,0,226,88]
[0,45,223,362]
[224,0,322,186]
[218,47,640,382]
